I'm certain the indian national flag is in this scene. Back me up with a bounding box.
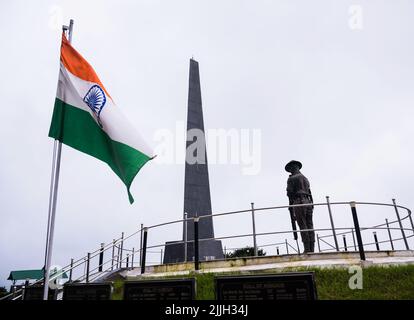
[49,33,154,203]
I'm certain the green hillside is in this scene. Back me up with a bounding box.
[112,264,414,300]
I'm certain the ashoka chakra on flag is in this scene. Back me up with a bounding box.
[83,84,107,127]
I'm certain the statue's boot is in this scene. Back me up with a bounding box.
[309,241,315,253]
[303,241,310,254]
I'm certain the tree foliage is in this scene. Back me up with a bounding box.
[0,287,8,297]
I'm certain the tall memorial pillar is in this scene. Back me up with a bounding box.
[163,59,224,263]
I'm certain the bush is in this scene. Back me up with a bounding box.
[225,246,266,259]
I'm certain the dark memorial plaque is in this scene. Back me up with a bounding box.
[215,272,317,300]
[63,283,112,300]
[123,279,195,300]
[24,286,56,300]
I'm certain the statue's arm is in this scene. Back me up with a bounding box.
[287,180,295,216]
[287,191,295,219]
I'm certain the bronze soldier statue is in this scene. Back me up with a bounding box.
[285,160,315,253]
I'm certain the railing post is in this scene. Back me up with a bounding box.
[316,234,321,252]
[83,257,87,280]
[408,209,414,231]
[111,239,115,270]
[251,203,258,257]
[131,247,135,268]
[326,196,339,251]
[86,252,90,283]
[11,282,16,299]
[139,223,143,267]
[343,235,348,251]
[22,280,29,300]
[276,246,280,255]
[194,217,200,271]
[392,199,409,250]
[296,238,300,255]
[98,243,104,272]
[120,232,124,268]
[117,242,120,268]
[126,254,129,268]
[351,229,357,251]
[285,239,289,255]
[160,249,163,264]
[184,213,188,262]
[350,202,366,261]
[373,232,380,251]
[386,219,394,251]
[69,258,73,282]
[141,227,148,274]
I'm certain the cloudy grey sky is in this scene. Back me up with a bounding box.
[1,0,413,288]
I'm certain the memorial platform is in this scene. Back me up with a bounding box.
[121,250,414,279]
[3,200,414,301]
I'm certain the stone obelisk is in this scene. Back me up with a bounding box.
[163,59,224,263]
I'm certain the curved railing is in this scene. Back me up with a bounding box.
[2,198,413,300]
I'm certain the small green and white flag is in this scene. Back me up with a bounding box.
[49,33,154,203]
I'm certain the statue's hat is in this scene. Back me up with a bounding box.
[285,160,302,172]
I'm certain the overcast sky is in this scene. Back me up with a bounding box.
[1,0,413,288]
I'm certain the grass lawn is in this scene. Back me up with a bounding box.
[112,264,414,300]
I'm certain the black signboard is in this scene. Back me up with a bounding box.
[63,283,112,300]
[215,272,317,300]
[24,286,56,300]
[123,278,195,300]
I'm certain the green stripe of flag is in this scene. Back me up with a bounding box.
[48,98,151,203]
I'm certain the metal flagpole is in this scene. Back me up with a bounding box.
[43,141,57,271]
[43,19,74,300]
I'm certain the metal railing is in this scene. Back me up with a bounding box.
[2,197,413,300]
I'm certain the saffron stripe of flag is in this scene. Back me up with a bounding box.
[49,33,153,203]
